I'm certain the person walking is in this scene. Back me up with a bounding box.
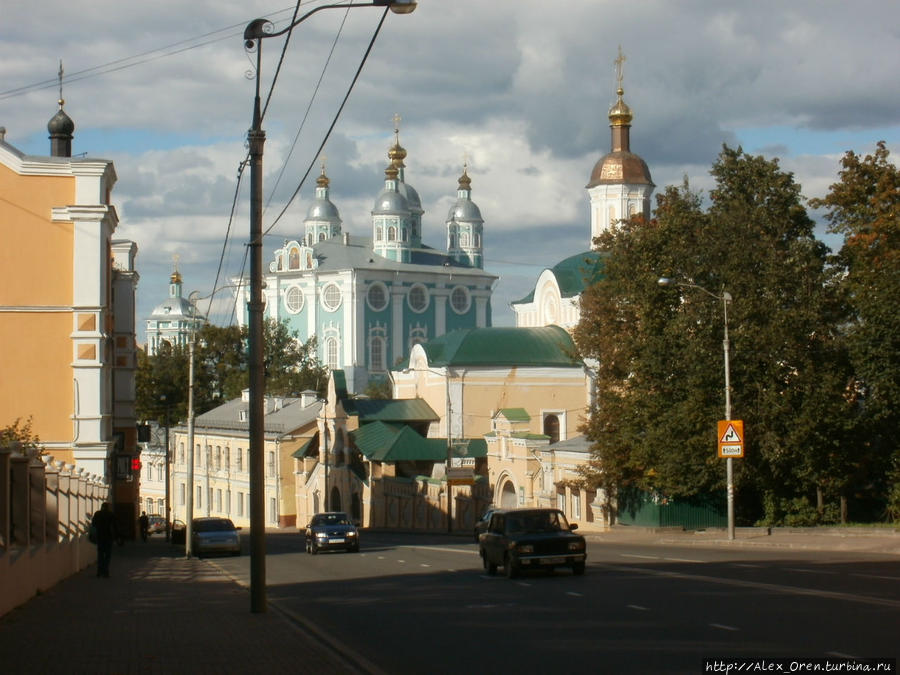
[91,502,117,578]
[139,511,149,543]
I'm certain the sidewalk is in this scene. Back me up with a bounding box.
[0,536,356,675]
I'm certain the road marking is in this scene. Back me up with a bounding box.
[664,557,703,563]
[597,563,900,609]
[851,572,900,581]
[516,582,531,587]
[420,564,431,568]
[732,563,761,568]
[826,652,857,659]
[566,591,583,597]
[710,623,740,632]
[627,604,649,611]
[621,554,660,560]
[397,560,405,563]
[784,567,837,575]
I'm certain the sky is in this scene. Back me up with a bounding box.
[2,1,899,343]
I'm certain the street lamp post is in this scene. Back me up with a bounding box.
[242,0,416,614]
[160,395,171,543]
[658,277,735,541]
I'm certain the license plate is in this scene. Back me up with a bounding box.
[543,557,566,565]
[331,538,345,544]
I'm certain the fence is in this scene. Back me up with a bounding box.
[0,443,107,617]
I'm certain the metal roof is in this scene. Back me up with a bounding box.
[344,397,440,422]
[419,325,582,369]
[512,250,605,305]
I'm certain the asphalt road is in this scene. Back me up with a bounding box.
[213,531,900,674]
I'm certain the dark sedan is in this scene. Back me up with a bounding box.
[305,512,359,554]
[478,508,586,578]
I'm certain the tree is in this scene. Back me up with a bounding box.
[810,141,900,521]
[575,147,853,525]
[136,319,327,426]
[0,417,41,455]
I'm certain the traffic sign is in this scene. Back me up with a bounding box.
[717,420,744,458]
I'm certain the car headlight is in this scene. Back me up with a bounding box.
[346,531,358,537]
[568,541,585,551]
[316,532,328,539]
[516,544,534,554]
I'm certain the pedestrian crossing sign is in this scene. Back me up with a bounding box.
[717,420,744,458]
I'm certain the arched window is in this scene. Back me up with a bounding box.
[460,232,469,247]
[325,337,339,370]
[376,226,383,241]
[289,248,300,269]
[543,414,560,444]
[370,336,385,372]
[319,232,326,242]
[388,226,397,241]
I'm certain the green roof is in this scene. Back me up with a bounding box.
[512,250,605,304]
[498,408,531,422]
[417,325,581,369]
[291,436,317,459]
[352,421,486,462]
[344,398,440,422]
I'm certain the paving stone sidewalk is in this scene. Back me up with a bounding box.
[0,537,358,675]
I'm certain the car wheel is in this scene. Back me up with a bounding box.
[505,555,519,579]
[572,561,586,576]
[481,550,497,576]
[310,541,318,555]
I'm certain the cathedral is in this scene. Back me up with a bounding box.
[234,126,497,393]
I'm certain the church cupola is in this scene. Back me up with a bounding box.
[446,163,484,268]
[47,62,74,158]
[585,47,654,245]
[303,160,342,246]
[372,116,421,262]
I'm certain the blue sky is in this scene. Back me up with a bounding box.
[2,0,898,341]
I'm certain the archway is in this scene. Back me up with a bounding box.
[329,486,342,513]
[543,414,560,444]
[500,480,517,509]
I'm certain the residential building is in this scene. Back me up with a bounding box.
[0,99,140,535]
[170,390,320,529]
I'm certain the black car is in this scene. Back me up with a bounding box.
[473,506,498,543]
[305,512,359,554]
[478,508,586,578]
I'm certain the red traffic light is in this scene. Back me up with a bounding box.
[131,457,142,471]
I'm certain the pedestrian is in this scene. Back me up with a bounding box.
[139,511,149,543]
[91,502,117,578]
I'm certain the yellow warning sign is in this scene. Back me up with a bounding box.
[717,420,744,458]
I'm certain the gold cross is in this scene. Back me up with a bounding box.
[58,60,64,106]
[614,46,626,89]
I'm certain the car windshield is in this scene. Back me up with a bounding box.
[313,513,351,526]
[507,511,569,534]
[193,519,236,532]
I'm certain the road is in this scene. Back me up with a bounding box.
[213,531,900,674]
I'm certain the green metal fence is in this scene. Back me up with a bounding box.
[616,488,726,529]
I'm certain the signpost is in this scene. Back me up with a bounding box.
[718,420,744,458]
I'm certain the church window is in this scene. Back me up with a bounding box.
[325,337,339,370]
[367,282,388,312]
[376,226,383,241]
[409,325,427,349]
[370,336,386,372]
[450,286,470,314]
[407,284,429,313]
[388,226,397,241]
[289,248,300,269]
[319,232,326,242]
[321,283,342,312]
[628,203,637,218]
[607,205,616,227]
[460,232,469,247]
[402,228,408,242]
[543,414,560,444]
[285,286,304,314]
[449,233,457,249]
[474,233,481,247]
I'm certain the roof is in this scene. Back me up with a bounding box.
[512,251,605,305]
[497,408,531,422]
[343,398,439,423]
[352,421,486,462]
[547,435,593,454]
[192,397,321,436]
[416,325,582,369]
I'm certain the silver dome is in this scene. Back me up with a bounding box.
[447,199,483,223]
[305,198,341,222]
[397,181,423,212]
[149,297,201,320]
[372,189,409,215]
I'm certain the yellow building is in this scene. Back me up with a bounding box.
[0,108,139,534]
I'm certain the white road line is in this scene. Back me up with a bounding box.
[627,605,649,611]
[732,563,761,568]
[566,592,583,597]
[397,560,405,563]
[516,582,531,587]
[420,564,431,568]
[710,623,740,632]
[826,652,858,659]
[664,557,703,563]
[621,554,660,560]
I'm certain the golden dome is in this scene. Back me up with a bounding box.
[608,87,633,127]
[170,270,183,284]
[389,141,407,168]
[316,169,329,188]
[458,167,471,190]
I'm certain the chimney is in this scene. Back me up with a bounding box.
[343,232,350,246]
[300,390,318,408]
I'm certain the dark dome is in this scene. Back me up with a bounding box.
[586,150,654,188]
[48,107,74,136]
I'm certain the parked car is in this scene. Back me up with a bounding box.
[478,508,586,578]
[147,515,166,534]
[473,506,498,543]
[191,517,242,557]
[170,519,186,545]
[305,512,359,554]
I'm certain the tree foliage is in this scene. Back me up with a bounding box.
[0,417,42,454]
[136,319,327,426]
[575,146,858,525]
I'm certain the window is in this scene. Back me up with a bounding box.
[450,286,470,314]
[325,337,339,370]
[179,483,185,505]
[376,226,383,241]
[216,489,222,512]
[146,498,153,512]
[270,497,277,524]
[319,232,326,242]
[267,451,276,477]
[407,284,428,312]
[215,446,221,471]
[557,492,565,513]
[573,491,581,519]
[197,485,202,508]
[370,336,385,372]
[236,448,243,472]
[226,490,231,515]
[285,286,304,313]
[195,445,201,466]
[543,414,560,444]
[388,226,397,241]
[367,282,388,311]
[178,442,185,464]
[208,487,213,507]
[321,283,342,312]
[237,492,244,517]
[224,448,230,470]
[289,248,300,269]
[460,232,469,247]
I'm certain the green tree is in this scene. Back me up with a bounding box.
[575,147,853,524]
[136,319,327,426]
[810,141,900,521]
[0,417,42,454]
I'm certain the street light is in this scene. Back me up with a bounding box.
[159,394,172,543]
[243,0,416,614]
[658,277,735,541]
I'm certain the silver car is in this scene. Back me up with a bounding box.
[191,517,241,557]
[305,512,359,554]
